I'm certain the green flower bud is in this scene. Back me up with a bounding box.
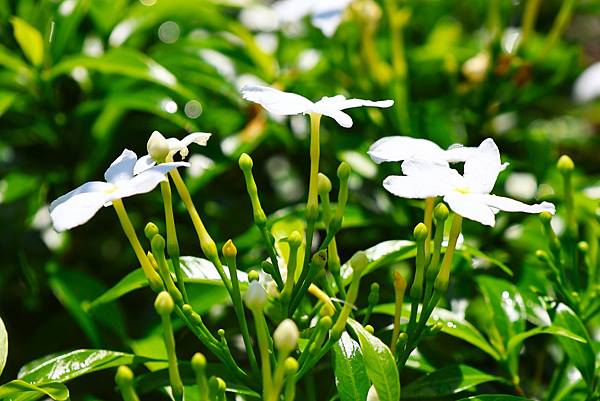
[539,211,553,224]
[287,231,303,248]
[320,303,335,317]
[238,153,253,172]
[273,319,300,353]
[317,173,332,195]
[144,222,159,240]
[244,281,267,310]
[147,131,170,162]
[151,234,166,253]
[434,203,449,222]
[413,223,428,242]
[115,365,134,387]
[222,239,237,258]
[248,270,260,282]
[284,357,299,374]
[154,291,174,315]
[365,325,375,334]
[535,249,549,261]
[318,316,333,330]
[368,282,380,305]
[337,162,351,181]
[191,352,207,372]
[557,155,574,174]
[578,241,589,253]
[350,251,369,276]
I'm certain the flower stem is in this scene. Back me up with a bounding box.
[252,309,273,400]
[423,197,434,257]
[169,169,232,295]
[289,251,328,316]
[112,199,163,292]
[115,366,140,401]
[390,272,406,355]
[155,292,184,401]
[160,180,188,303]
[434,214,463,294]
[539,0,576,60]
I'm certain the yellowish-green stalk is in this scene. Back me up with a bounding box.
[519,0,540,49]
[434,214,463,293]
[155,292,183,401]
[252,309,273,400]
[191,353,209,401]
[331,253,367,340]
[390,271,407,355]
[423,197,434,257]
[112,199,162,292]
[539,0,576,60]
[115,366,140,401]
[268,351,292,401]
[283,358,299,401]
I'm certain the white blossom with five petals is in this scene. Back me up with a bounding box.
[368,136,482,165]
[382,138,555,226]
[241,85,393,128]
[50,149,188,232]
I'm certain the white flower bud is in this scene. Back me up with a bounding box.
[147,130,170,161]
[367,385,380,401]
[273,319,299,353]
[244,281,267,310]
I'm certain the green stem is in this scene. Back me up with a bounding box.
[252,309,273,400]
[112,199,163,292]
[160,180,188,303]
[423,197,434,258]
[539,0,576,60]
[519,0,541,50]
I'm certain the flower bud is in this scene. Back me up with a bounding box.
[535,249,549,261]
[318,315,333,330]
[317,173,332,195]
[367,385,380,401]
[191,352,207,372]
[144,222,159,240]
[320,303,335,317]
[539,211,553,224]
[462,51,490,83]
[147,131,170,162]
[434,203,449,222]
[115,365,134,387]
[350,251,369,276]
[248,270,260,282]
[287,231,303,249]
[337,162,351,181]
[151,233,166,253]
[154,291,174,315]
[578,241,589,253]
[413,223,428,242]
[273,319,299,353]
[238,153,253,172]
[245,281,267,310]
[222,239,237,258]
[365,325,375,334]
[557,155,574,174]
[393,271,407,292]
[284,357,299,374]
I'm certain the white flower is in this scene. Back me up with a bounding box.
[573,61,600,104]
[241,85,393,128]
[50,149,188,232]
[244,281,268,310]
[382,138,555,226]
[273,319,300,352]
[273,0,352,37]
[135,130,212,174]
[367,385,380,401]
[368,136,480,165]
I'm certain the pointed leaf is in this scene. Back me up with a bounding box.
[506,325,586,355]
[332,332,371,401]
[0,380,68,401]
[10,17,43,66]
[402,365,506,398]
[348,319,400,401]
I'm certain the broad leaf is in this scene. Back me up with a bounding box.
[402,365,506,398]
[457,396,533,401]
[553,303,595,385]
[332,332,371,401]
[341,240,417,283]
[10,17,43,66]
[348,319,400,401]
[506,325,586,355]
[0,380,68,401]
[18,350,157,384]
[372,304,500,360]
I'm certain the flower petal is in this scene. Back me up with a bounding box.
[463,138,507,194]
[383,174,450,199]
[400,159,464,185]
[104,149,138,184]
[443,192,496,226]
[50,191,110,232]
[133,155,156,175]
[443,144,479,163]
[110,162,189,201]
[318,107,353,127]
[316,96,394,110]
[367,136,446,164]
[482,194,556,215]
[180,132,212,148]
[49,181,114,212]
[241,85,314,115]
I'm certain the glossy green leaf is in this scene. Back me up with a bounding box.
[18,349,157,384]
[506,325,586,355]
[372,304,501,360]
[457,396,533,401]
[332,332,371,401]
[0,380,68,401]
[348,319,400,401]
[0,314,7,376]
[403,365,506,398]
[553,303,595,385]
[10,17,43,66]
[89,256,244,310]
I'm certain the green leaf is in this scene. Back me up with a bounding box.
[457,396,533,401]
[332,332,371,401]
[0,91,16,117]
[0,380,68,401]
[348,319,400,401]
[47,48,197,99]
[89,256,243,310]
[10,17,44,66]
[0,173,39,204]
[553,303,596,385]
[18,349,157,384]
[506,325,586,355]
[402,365,506,398]
[372,304,501,360]
[0,314,7,376]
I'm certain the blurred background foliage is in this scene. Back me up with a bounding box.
[1,0,600,399]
